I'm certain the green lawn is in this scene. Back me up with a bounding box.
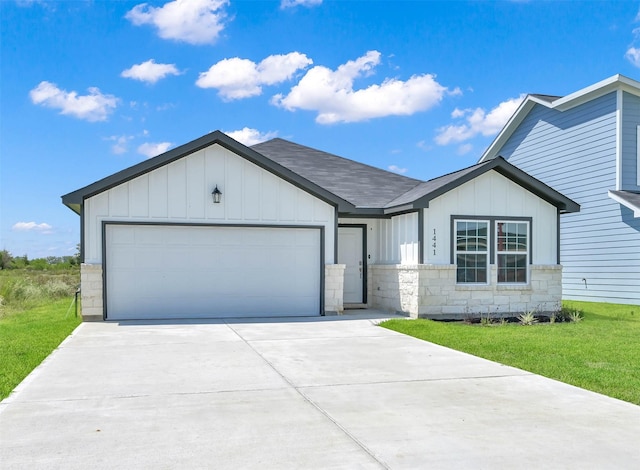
[0,298,81,400]
[0,269,81,401]
[380,301,640,405]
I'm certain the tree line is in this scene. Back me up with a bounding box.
[0,247,81,271]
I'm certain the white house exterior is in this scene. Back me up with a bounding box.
[480,74,640,305]
[63,131,578,321]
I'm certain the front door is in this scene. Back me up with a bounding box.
[338,225,366,304]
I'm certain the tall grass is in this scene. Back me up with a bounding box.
[0,269,79,317]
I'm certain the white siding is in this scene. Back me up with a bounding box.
[84,143,335,264]
[378,212,419,264]
[424,171,558,265]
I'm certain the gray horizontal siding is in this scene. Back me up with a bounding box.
[622,92,640,190]
[500,91,640,305]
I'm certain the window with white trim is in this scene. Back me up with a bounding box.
[455,220,488,283]
[496,221,529,284]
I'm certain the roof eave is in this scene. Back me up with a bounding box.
[61,130,356,214]
[409,158,579,213]
[480,75,640,162]
[479,98,539,162]
[608,190,640,218]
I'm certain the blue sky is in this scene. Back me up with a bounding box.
[2,0,640,258]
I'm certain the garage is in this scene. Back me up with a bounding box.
[105,224,322,320]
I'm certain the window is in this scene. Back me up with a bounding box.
[496,221,528,283]
[453,218,530,285]
[455,220,488,283]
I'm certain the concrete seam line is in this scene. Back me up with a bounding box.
[225,321,391,470]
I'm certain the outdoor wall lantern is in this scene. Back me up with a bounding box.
[211,185,222,204]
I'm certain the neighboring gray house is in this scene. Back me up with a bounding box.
[62,131,577,321]
[480,74,640,305]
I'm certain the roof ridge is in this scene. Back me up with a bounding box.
[254,138,423,183]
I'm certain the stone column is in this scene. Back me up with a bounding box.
[324,264,345,315]
[80,263,104,321]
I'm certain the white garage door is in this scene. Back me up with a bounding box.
[105,224,321,320]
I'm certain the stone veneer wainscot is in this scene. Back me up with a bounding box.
[371,264,562,319]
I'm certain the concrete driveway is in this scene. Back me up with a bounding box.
[1,312,639,469]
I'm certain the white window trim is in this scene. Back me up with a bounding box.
[495,220,530,285]
[454,219,490,285]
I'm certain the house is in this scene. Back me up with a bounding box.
[480,74,640,306]
[62,131,578,321]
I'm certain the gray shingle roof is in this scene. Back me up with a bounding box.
[251,138,422,209]
[62,131,579,217]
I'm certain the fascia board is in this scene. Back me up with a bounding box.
[478,98,538,162]
[553,75,640,111]
[479,75,640,163]
[608,190,640,218]
[61,130,356,214]
[383,204,415,215]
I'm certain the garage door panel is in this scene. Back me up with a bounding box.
[105,225,321,320]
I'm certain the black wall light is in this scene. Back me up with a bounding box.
[211,185,222,204]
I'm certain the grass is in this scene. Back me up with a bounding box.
[380,300,640,406]
[0,269,81,400]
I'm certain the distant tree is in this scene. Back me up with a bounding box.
[10,255,28,269]
[28,258,48,270]
[0,250,12,269]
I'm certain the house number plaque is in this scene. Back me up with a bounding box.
[432,228,436,256]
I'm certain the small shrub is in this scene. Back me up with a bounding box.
[518,311,538,326]
[568,309,583,323]
[559,307,584,323]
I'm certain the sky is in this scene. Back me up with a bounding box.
[2,0,640,259]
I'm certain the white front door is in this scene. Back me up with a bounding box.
[338,226,364,304]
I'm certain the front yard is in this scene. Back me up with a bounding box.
[0,270,81,400]
[381,301,640,405]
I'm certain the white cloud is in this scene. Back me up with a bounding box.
[137,142,172,158]
[196,52,312,100]
[280,0,322,9]
[12,222,53,234]
[29,81,118,122]
[272,50,457,124]
[121,59,181,84]
[625,24,640,67]
[457,143,473,155]
[225,127,278,146]
[435,95,525,145]
[416,140,432,152]
[126,0,229,45]
[625,45,640,67]
[105,135,134,154]
[388,165,408,174]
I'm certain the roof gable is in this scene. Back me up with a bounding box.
[385,157,579,214]
[62,131,356,214]
[62,131,578,217]
[480,74,640,162]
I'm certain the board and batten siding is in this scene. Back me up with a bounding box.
[84,143,336,264]
[423,170,558,266]
[377,212,420,264]
[497,92,640,305]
